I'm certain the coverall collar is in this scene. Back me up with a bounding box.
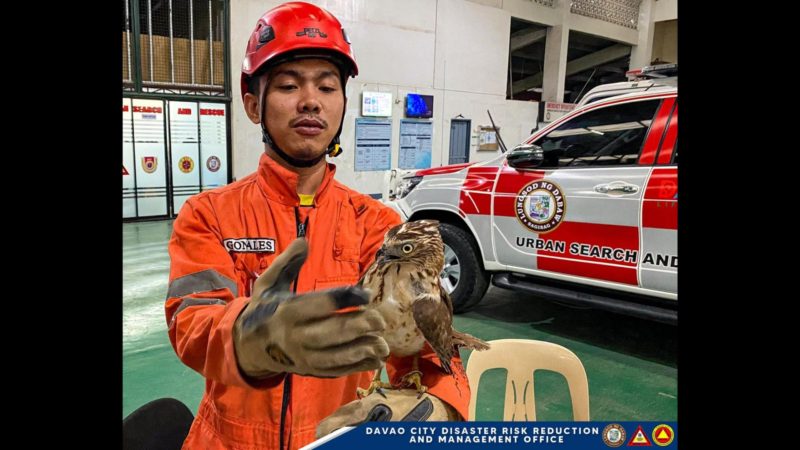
[256,152,337,206]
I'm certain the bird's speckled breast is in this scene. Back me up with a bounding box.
[375,290,426,357]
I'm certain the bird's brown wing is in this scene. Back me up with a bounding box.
[440,282,454,316]
[412,293,455,374]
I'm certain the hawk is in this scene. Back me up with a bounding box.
[357,219,489,397]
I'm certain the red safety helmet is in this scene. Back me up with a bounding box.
[240,1,358,100]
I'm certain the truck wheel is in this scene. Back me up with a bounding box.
[438,222,489,313]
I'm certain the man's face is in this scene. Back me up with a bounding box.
[263,59,344,162]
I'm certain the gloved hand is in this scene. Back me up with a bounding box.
[316,389,462,438]
[233,238,389,379]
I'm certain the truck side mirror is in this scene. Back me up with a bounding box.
[507,144,544,168]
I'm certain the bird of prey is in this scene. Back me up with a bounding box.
[357,219,489,397]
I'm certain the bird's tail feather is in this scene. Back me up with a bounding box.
[440,357,452,374]
[451,331,490,351]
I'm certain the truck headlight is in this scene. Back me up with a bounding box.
[394,176,423,199]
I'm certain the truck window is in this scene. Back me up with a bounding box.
[533,99,660,167]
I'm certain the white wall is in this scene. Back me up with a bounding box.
[653,0,677,22]
[433,0,509,96]
[229,1,284,183]
[229,0,668,194]
[653,19,677,64]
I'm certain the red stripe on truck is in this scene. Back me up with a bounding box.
[537,256,638,285]
[416,162,473,176]
[459,166,499,215]
[537,222,639,285]
[639,97,675,165]
[642,168,677,229]
[657,105,678,164]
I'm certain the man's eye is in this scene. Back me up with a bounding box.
[320,86,336,93]
[278,84,297,91]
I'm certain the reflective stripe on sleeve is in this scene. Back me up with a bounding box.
[167,269,238,299]
[170,297,227,327]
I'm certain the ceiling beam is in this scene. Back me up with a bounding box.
[597,65,626,74]
[510,28,547,52]
[512,44,630,95]
[512,46,545,61]
[568,43,600,53]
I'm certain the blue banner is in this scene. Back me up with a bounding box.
[305,422,677,449]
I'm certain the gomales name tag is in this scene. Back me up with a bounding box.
[223,238,276,253]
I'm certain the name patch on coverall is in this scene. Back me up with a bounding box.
[223,238,276,253]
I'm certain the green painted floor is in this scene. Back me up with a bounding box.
[123,220,676,421]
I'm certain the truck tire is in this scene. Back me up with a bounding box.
[438,222,489,313]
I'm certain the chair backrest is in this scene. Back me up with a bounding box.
[465,339,590,421]
[123,398,194,450]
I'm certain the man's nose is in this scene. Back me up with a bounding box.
[297,87,322,113]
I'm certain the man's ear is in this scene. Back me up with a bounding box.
[243,92,261,125]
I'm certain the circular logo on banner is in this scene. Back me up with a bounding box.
[142,156,157,174]
[179,156,194,173]
[602,424,626,448]
[515,180,566,234]
[652,424,674,446]
[207,156,221,172]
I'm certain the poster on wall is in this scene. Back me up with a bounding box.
[355,118,392,171]
[542,101,576,123]
[122,98,136,219]
[131,98,168,217]
[199,103,228,191]
[361,91,392,117]
[478,125,499,151]
[169,101,200,214]
[399,120,432,169]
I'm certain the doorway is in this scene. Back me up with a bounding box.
[448,119,471,165]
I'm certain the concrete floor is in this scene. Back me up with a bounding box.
[123,220,676,420]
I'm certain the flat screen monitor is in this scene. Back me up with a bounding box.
[406,94,434,119]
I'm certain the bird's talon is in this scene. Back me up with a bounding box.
[357,380,393,398]
[400,370,428,397]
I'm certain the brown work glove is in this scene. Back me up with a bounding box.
[233,238,389,379]
[316,390,461,439]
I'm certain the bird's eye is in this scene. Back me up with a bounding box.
[402,244,413,253]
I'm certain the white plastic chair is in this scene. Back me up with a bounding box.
[466,339,590,421]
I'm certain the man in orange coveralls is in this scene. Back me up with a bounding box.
[165,2,470,449]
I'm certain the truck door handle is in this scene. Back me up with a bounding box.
[594,181,639,195]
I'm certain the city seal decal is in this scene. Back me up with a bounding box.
[223,238,275,253]
[515,179,565,234]
[207,155,221,172]
[602,423,626,448]
[179,156,194,173]
[142,156,157,174]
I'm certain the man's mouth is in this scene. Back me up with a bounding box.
[292,118,325,136]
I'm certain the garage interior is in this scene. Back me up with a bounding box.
[122,0,678,434]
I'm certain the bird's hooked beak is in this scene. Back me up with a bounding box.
[378,246,401,263]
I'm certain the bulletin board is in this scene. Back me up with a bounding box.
[399,120,432,169]
[355,118,392,171]
[478,126,499,151]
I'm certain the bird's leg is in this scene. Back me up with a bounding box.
[400,353,428,399]
[356,362,393,398]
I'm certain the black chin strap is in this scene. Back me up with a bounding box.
[259,86,343,168]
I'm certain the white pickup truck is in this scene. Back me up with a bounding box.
[383,70,678,324]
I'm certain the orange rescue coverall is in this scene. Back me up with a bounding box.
[166,153,470,449]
